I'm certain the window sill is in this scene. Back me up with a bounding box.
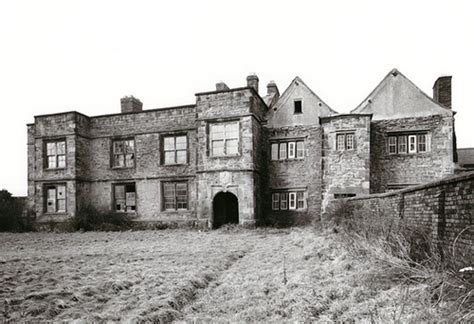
[43,212,68,215]
[111,166,135,170]
[387,152,429,157]
[210,155,241,159]
[44,167,66,171]
[271,158,305,162]
[162,163,188,167]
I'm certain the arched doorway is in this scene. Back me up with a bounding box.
[213,192,239,229]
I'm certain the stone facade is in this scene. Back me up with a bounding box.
[26,69,458,227]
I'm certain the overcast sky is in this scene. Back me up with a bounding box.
[0,0,472,196]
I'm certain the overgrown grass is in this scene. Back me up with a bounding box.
[71,204,133,231]
[326,199,474,322]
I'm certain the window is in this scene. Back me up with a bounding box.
[45,184,66,213]
[272,193,280,210]
[271,143,279,160]
[112,139,135,168]
[334,193,356,199]
[163,135,187,164]
[296,141,305,158]
[398,135,407,154]
[279,142,287,160]
[294,100,302,114]
[272,191,306,210]
[387,133,430,154]
[280,192,288,210]
[45,140,66,169]
[288,142,296,159]
[210,122,239,156]
[163,182,188,211]
[388,136,397,154]
[346,134,354,150]
[289,192,297,210]
[408,135,417,153]
[297,192,305,209]
[418,134,427,152]
[271,140,305,160]
[114,183,136,212]
[336,133,355,151]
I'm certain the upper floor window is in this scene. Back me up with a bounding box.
[210,122,239,157]
[45,140,66,169]
[336,133,354,151]
[163,135,187,164]
[163,182,188,211]
[387,133,429,155]
[112,139,135,168]
[45,184,66,213]
[271,140,304,160]
[114,183,136,212]
[294,100,302,114]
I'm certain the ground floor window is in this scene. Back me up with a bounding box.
[334,193,356,199]
[163,182,188,211]
[114,183,136,212]
[45,184,66,213]
[272,191,306,210]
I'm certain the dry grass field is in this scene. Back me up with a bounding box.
[0,227,455,322]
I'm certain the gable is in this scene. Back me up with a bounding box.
[266,77,337,128]
[351,69,452,120]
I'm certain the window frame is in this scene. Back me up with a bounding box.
[113,183,137,213]
[44,183,67,214]
[294,99,303,114]
[162,181,188,211]
[209,121,240,157]
[336,132,355,151]
[163,134,188,165]
[111,138,135,169]
[44,139,67,169]
[386,132,430,155]
[272,191,306,211]
[271,140,305,161]
[408,135,417,153]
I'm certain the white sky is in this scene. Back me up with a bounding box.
[0,0,473,196]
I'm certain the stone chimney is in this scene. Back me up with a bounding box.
[267,80,279,98]
[120,96,143,113]
[216,81,229,91]
[433,76,452,108]
[246,73,259,93]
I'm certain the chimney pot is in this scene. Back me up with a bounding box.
[246,73,259,93]
[120,95,143,113]
[433,76,452,108]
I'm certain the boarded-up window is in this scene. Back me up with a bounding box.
[45,184,66,213]
[164,135,187,164]
[46,140,66,169]
[279,143,287,160]
[210,122,239,156]
[388,136,397,154]
[163,182,188,211]
[296,141,304,158]
[113,139,135,168]
[272,193,280,210]
[271,143,279,160]
[398,135,407,154]
[114,183,136,212]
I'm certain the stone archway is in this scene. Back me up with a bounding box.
[212,192,239,229]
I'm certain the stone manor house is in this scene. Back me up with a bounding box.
[26,69,457,227]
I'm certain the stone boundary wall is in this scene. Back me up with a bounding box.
[340,171,474,253]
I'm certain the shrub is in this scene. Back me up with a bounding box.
[71,204,132,231]
[0,189,26,232]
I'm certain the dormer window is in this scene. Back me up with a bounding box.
[294,100,302,114]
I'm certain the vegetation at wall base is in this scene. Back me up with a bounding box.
[325,199,474,322]
[71,204,133,231]
[0,189,29,232]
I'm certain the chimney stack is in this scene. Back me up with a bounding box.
[433,76,452,108]
[216,81,229,91]
[267,80,279,98]
[246,73,259,93]
[120,96,143,113]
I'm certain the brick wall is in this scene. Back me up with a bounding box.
[334,172,474,256]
